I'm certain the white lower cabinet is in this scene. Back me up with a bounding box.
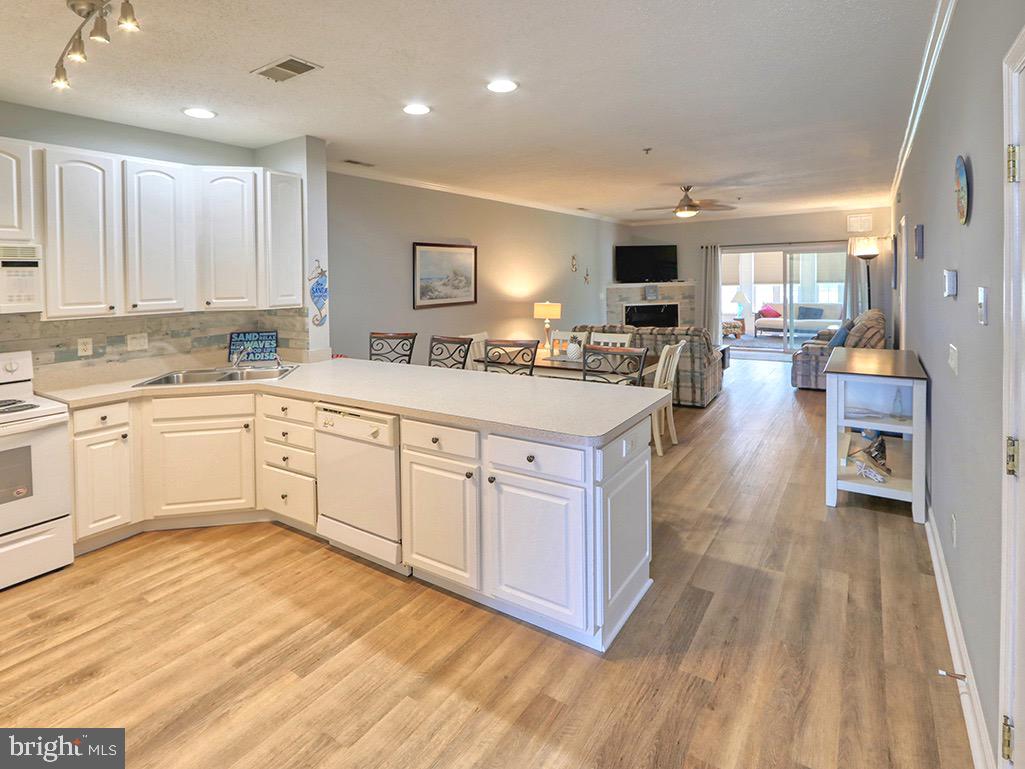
[73,426,133,537]
[146,416,255,517]
[401,450,480,589]
[483,470,589,632]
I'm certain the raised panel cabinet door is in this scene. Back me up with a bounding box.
[0,139,34,241]
[74,427,133,538]
[598,453,651,620]
[401,451,480,589]
[44,148,121,317]
[124,160,190,313]
[198,168,258,309]
[147,418,255,517]
[483,471,589,631]
[263,170,304,308]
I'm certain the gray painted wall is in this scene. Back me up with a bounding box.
[893,0,1025,751]
[327,173,623,362]
[627,207,892,329]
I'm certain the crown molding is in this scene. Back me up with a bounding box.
[891,0,959,201]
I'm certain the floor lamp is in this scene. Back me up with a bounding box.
[853,237,880,310]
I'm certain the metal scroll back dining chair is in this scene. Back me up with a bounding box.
[582,344,649,386]
[428,335,473,369]
[650,341,686,457]
[483,339,540,375]
[369,332,417,364]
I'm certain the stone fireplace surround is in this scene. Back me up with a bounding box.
[605,281,697,327]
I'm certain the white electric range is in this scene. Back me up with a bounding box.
[0,351,73,589]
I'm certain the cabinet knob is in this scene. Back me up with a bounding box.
[281,431,289,438]
[465,471,474,479]
[108,305,115,311]
[205,300,212,306]
[431,436,440,444]
[280,406,288,413]
[282,456,289,463]
[487,475,496,484]
[131,303,138,309]
[243,423,250,429]
[99,415,107,422]
[280,493,288,500]
[526,454,535,463]
[121,433,128,440]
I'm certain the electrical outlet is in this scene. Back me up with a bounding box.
[77,338,93,357]
[948,344,958,375]
[951,513,958,548]
[127,332,148,351]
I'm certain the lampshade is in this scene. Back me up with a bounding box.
[731,289,749,305]
[853,236,880,260]
[533,301,562,320]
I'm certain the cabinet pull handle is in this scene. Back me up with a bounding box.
[465,471,474,479]
[487,475,496,484]
[280,493,288,500]
[526,454,535,463]
[431,436,440,444]
[243,423,250,429]
[121,433,128,440]
[99,415,107,421]
[282,456,289,462]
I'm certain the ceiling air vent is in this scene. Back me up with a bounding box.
[252,56,321,83]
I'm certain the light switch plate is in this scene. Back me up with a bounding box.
[77,338,93,357]
[948,344,958,374]
[944,269,958,297]
[978,287,988,325]
[127,332,148,351]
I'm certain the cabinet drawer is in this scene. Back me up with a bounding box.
[261,439,315,476]
[261,394,315,424]
[152,393,255,420]
[487,435,586,484]
[262,416,315,450]
[261,465,316,526]
[596,419,651,482]
[73,401,130,433]
[402,419,478,460]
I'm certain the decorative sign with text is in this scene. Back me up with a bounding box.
[228,331,279,363]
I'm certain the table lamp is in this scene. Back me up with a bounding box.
[533,301,562,352]
[731,289,749,319]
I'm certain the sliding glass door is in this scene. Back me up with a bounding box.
[783,246,847,351]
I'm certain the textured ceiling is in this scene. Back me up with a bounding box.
[0,0,933,221]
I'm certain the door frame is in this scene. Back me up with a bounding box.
[1001,24,1025,769]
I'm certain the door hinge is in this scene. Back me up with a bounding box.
[1010,144,1021,183]
[1003,715,1014,762]
[1008,437,1020,476]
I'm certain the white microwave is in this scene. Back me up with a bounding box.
[0,245,42,314]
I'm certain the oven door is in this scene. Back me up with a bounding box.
[0,413,72,534]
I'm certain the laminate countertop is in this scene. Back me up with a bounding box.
[38,357,671,447]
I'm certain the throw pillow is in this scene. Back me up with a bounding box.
[797,306,824,320]
[827,325,850,348]
[759,304,781,318]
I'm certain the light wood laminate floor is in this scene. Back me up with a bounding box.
[0,360,971,769]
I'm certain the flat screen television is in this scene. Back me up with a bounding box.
[614,245,678,283]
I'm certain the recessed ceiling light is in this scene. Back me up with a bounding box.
[403,103,430,115]
[486,79,518,93]
[182,107,217,119]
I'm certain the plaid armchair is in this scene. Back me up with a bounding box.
[791,309,887,390]
[571,324,723,407]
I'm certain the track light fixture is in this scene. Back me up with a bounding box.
[52,0,141,90]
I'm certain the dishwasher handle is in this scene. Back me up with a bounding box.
[316,405,397,447]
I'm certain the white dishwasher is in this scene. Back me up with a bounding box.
[314,403,408,574]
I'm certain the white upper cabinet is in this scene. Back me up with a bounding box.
[262,170,304,308]
[123,160,192,313]
[0,139,34,242]
[197,167,260,310]
[44,148,121,318]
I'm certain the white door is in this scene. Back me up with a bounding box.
[401,450,480,589]
[44,148,121,317]
[0,139,34,241]
[146,417,255,517]
[263,170,304,308]
[483,470,588,631]
[197,168,259,309]
[124,160,191,313]
[74,427,133,537]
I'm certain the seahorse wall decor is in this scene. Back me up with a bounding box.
[308,259,329,327]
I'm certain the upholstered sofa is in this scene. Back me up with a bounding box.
[571,324,723,407]
[754,302,842,337]
[791,309,887,390]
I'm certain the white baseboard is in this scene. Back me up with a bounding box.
[926,513,997,769]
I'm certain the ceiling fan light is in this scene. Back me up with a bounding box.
[90,13,110,43]
[674,208,699,218]
[67,32,87,63]
[51,61,70,90]
[118,0,139,31]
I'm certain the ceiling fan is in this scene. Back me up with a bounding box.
[635,186,737,218]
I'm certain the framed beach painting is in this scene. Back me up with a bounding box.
[413,243,478,309]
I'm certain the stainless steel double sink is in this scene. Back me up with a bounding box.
[134,365,297,387]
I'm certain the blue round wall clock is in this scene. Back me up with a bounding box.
[955,155,970,225]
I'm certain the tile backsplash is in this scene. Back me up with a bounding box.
[0,309,309,366]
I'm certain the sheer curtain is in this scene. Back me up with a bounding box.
[702,244,722,344]
[841,237,867,321]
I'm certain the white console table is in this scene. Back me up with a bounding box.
[824,348,928,523]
